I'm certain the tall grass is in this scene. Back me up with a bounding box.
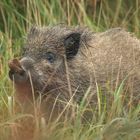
[0,0,140,140]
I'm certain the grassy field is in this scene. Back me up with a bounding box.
[0,0,140,140]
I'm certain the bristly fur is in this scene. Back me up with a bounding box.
[9,25,140,121]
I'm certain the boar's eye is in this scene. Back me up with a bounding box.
[45,52,56,63]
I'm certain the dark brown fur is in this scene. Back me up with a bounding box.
[9,25,140,118]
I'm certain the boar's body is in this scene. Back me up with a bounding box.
[9,26,140,120]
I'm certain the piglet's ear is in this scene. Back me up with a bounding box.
[64,33,81,59]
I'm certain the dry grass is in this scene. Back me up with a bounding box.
[0,0,140,140]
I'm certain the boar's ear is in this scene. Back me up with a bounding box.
[64,33,81,59]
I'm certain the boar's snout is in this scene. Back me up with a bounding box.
[8,57,34,83]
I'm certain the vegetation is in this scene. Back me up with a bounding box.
[0,0,140,139]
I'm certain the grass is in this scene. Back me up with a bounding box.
[0,0,140,140]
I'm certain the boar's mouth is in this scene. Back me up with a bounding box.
[8,59,28,83]
[8,58,48,94]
